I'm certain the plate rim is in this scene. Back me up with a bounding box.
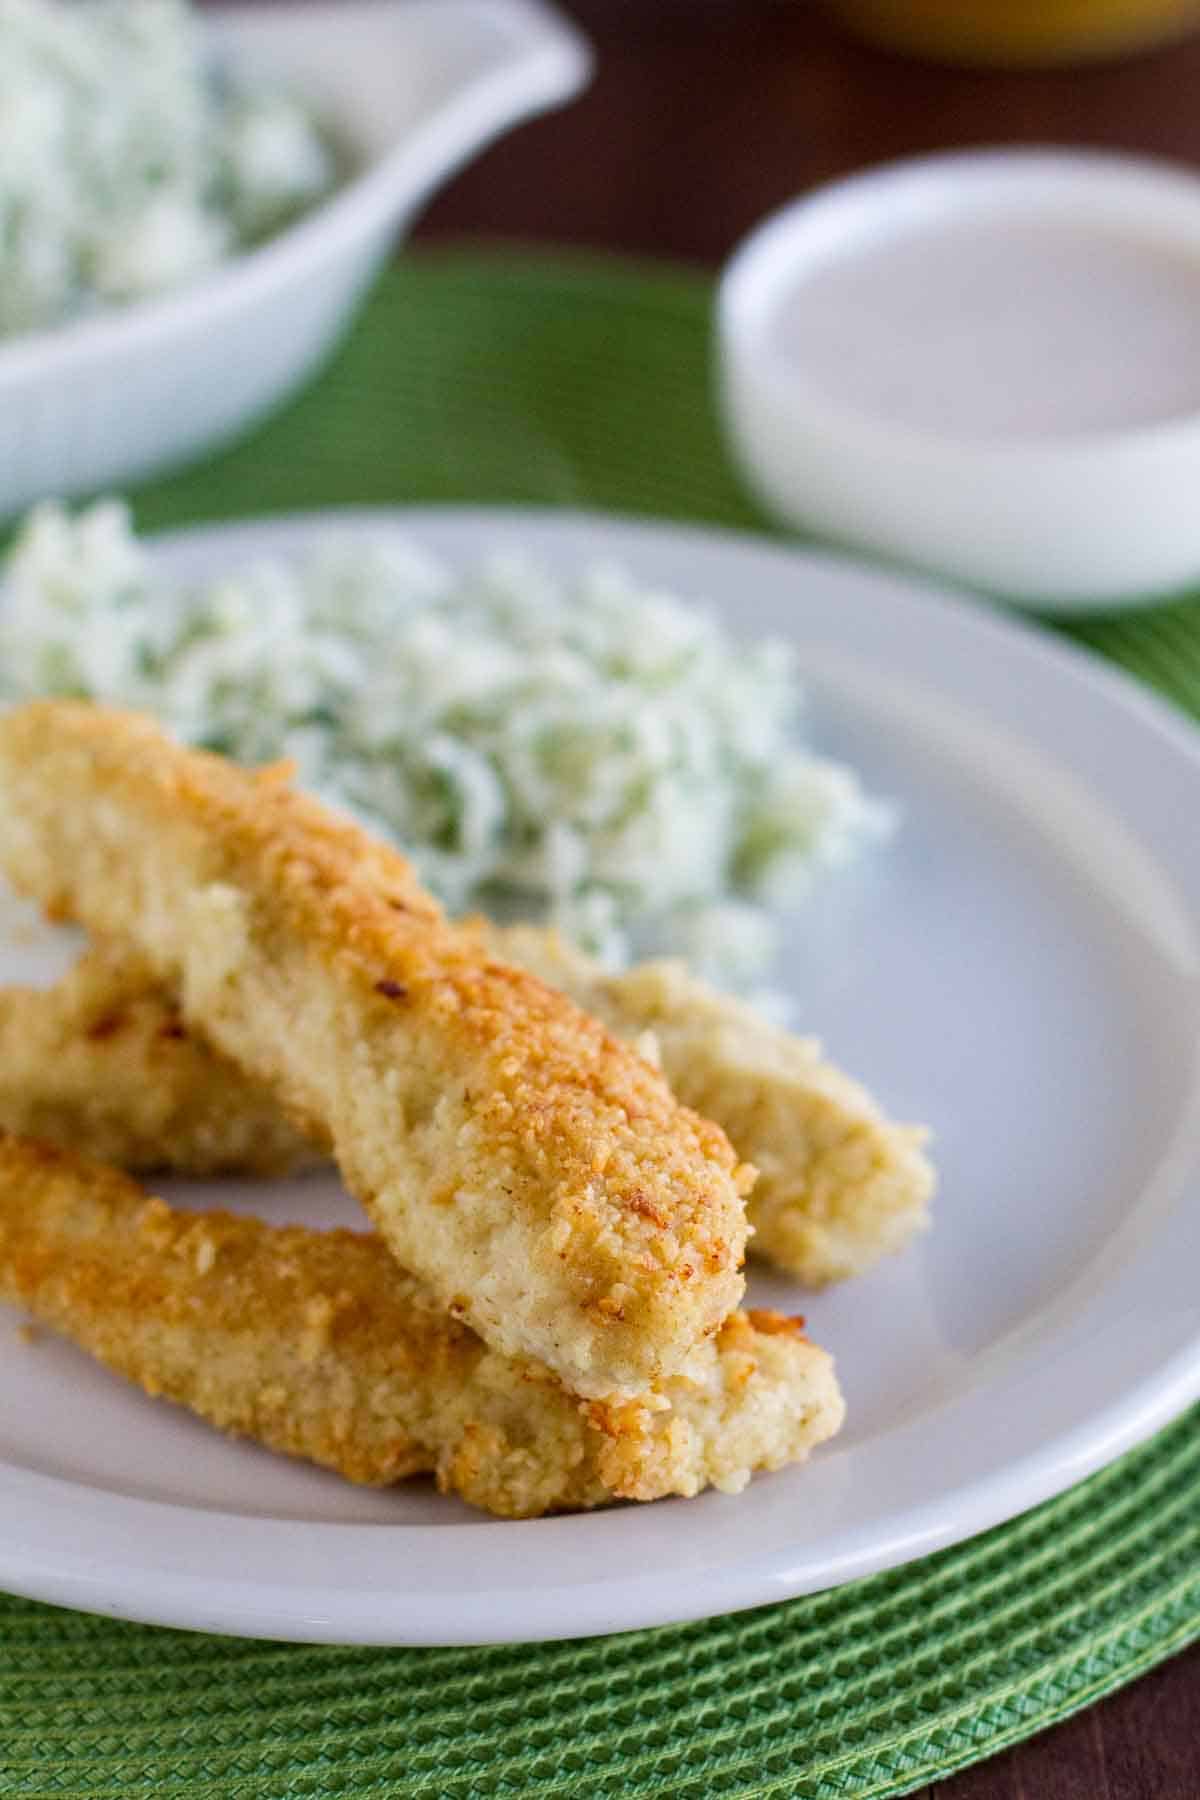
[1,503,1198,1646]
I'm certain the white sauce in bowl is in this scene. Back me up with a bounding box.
[774,215,1200,440]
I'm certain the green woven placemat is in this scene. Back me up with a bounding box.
[3,251,1199,1799]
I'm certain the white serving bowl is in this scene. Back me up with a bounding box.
[0,0,590,518]
[719,149,1200,611]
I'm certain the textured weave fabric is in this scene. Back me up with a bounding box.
[2,252,1198,1798]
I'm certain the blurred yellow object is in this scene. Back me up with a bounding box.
[829,0,1200,65]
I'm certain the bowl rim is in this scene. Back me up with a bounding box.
[718,144,1200,464]
[0,0,590,390]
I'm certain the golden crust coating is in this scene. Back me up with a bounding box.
[0,941,314,1176]
[0,1136,843,1517]
[0,702,751,1399]
[0,919,931,1280]
[484,926,935,1285]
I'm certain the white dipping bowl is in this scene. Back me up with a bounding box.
[719,149,1200,611]
[0,0,589,519]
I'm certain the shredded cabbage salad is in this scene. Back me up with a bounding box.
[0,0,333,337]
[0,501,892,981]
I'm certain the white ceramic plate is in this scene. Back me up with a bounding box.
[1,509,1198,1646]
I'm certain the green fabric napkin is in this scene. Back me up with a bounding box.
[2,251,1198,1799]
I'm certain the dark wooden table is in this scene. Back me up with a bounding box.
[224,5,1200,1793]
[418,0,1200,264]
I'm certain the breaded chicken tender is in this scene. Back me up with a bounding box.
[485,927,935,1285]
[0,1137,843,1516]
[0,924,931,1281]
[0,940,314,1176]
[0,702,752,1400]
